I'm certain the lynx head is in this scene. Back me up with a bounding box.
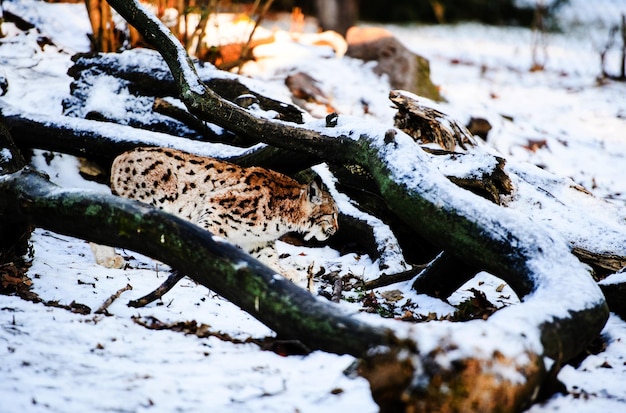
[302,178,339,242]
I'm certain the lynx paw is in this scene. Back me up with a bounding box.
[90,243,125,269]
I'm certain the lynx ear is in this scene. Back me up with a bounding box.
[308,178,323,205]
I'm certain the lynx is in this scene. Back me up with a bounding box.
[104,146,339,279]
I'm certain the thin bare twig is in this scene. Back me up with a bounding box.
[331,275,342,303]
[96,283,133,314]
[235,0,275,73]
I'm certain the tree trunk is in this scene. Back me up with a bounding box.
[315,0,358,37]
[84,0,121,52]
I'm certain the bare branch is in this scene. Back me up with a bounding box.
[127,271,184,308]
[105,0,350,161]
[96,283,133,314]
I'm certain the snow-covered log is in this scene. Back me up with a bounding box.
[0,115,602,412]
[66,49,305,125]
[391,89,626,277]
[0,168,396,361]
[0,100,243,166]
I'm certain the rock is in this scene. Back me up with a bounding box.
[346,27,442,101]
[467,117,492,139]
[285,72,329,104]
[285,72,335,115]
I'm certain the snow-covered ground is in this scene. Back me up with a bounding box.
[1,0,626,412]
[388,15,626,206]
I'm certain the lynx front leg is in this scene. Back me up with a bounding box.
[249,242,305,284]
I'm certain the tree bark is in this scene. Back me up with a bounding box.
[1,101,179,167]
[0,122,30,258]
[1,99,320,176]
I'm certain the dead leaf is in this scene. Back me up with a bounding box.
[524,139,548,152]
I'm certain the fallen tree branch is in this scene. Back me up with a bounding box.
[152,97,218,138]
[0,165,392,356]
[411,252,480,298]
[1,100,322,176]
[128,271,184,308]
[0,100,251,166]
[105,0,350,162]
[363,264,426,290]
[68,50,305,124]
[393,91,626,276]
[96,283,133,314]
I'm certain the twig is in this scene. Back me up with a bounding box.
[363,264,426,290]
[95,283,133,314]
[132,315,311,355]
[232,0,275,73]
[331,275,342,303]
[128,271,185,308]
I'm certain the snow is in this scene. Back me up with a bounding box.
[312,163,410,276]
[3,228,375,413]
[243,34,395,120]
[600,269,626,286]
[1,0,626,412]
[386,5,626,205]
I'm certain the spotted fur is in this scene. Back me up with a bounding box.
[110,147,338,278]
